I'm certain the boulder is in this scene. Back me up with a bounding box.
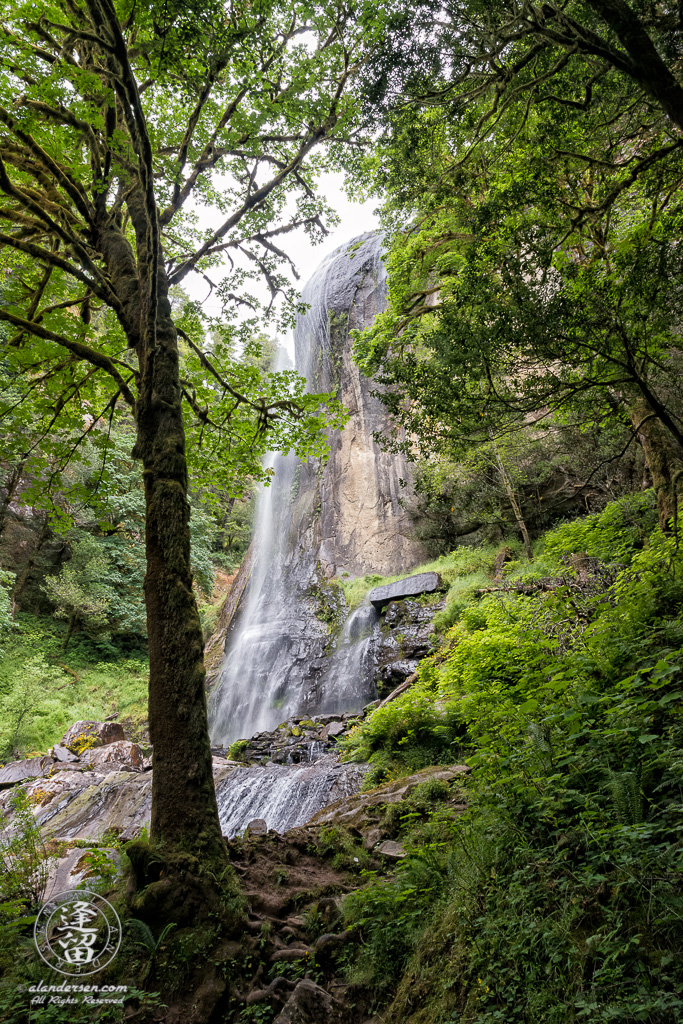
[79,740,143,771]
[60,720,125,753]
[369,572,441,611]
[321,721,345,741]
[377,840,407,859]
[245,818,268,836]
[0,755,54,789]
[379,660,419,685]
[273,979,346,1024]
[52,743,79,763]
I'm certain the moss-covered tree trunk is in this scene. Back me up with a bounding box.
[631,398,683,530]
[133,267,226,863]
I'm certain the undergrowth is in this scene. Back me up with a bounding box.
[0,614,148,760]
[340,491,683,1023]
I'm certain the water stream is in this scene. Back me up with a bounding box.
[215,755,367,838]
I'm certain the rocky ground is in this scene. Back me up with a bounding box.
[164,764,469,1024]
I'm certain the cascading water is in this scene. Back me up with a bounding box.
[215,756,367,838]
[208,232,424,835]
[208,447,317,744]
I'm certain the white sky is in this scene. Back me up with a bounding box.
[184,171,381,359]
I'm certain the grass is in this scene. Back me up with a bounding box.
[339,542,512,611]
[0,613,149,759]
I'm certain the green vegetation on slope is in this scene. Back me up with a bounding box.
[0,615,148,760]
[339,492,683,1024]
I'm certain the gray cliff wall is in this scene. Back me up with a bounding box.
[295,231,425,577]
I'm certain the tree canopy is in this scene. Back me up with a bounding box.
[352,0,683,528]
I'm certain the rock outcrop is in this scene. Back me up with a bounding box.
[60,719,125,751]
[369,571,442,610]
[295,233,426,578]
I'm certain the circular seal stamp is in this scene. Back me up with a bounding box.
[34,890,121,976]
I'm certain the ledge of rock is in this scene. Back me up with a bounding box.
[307,764,470,833]
[369,572,441,611]
[0,755,54,789]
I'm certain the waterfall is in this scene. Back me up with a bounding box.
[207,233,424,834]
[208,447,316,745]
[215,756,367,837]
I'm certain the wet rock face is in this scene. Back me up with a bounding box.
[374,597,444,698]
[296,232,426,578]
[214,706,376,766]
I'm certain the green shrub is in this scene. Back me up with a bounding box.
[0,789,50,913]
[341,498,683,1021]
[543,490,658,564]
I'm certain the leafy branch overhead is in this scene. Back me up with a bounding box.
[352,0,683,530]
[0,0,357,501]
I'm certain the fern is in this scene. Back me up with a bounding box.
[606,769,645,825]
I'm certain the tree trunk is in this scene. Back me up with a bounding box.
[0,460,25,538]
[63,613,76,652]
[134,272,226,865]
[630,398,683,530]
[492,444,534,560]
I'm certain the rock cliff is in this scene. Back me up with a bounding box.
[295,231,425,577]
[209,234,426,743]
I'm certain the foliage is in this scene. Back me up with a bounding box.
[316,825,372,873]
[341,495,683,1021]
[0,572,13,654]
[350,0,683,531]
[0,653,66,760]
[42,533,124,647]
[0,614,148,757]
[0,789,49,913]
[407,426,646,554]
[76,847,120,894]
[542,490,659,564]
[227,739,249,761]
[0,0,355,509]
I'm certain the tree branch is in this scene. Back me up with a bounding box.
[0,308,136,407]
